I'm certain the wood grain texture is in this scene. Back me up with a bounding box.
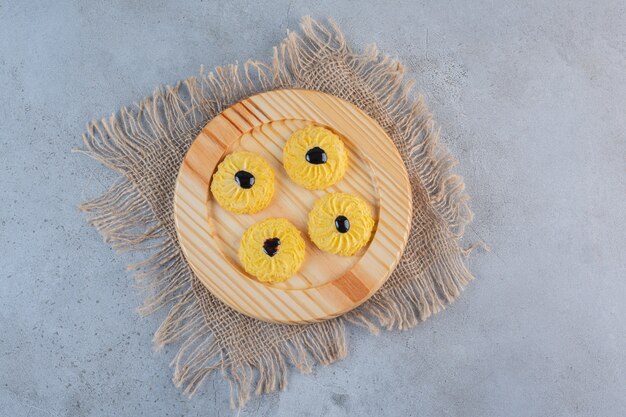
[174,89,412,324]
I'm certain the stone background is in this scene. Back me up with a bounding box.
[1,1,625,416]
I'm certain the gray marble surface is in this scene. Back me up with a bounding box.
[1,1,625,416]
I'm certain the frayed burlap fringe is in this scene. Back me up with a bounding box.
[78,17,474,408]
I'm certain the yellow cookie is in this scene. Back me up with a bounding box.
[210,151,274,214]
[283,125,348,189]
[308,193,375,256]
[238,218,305,283]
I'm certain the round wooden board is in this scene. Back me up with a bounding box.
[174,89,412,324]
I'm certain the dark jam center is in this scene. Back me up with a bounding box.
[263,237,281,257]
[334,215,350,234]
[234,170,255,189]
[305,147,327,165]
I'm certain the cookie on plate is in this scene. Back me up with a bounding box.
[283,125,348,190]
[238,218,305,283]
[308,192,375,256]
[210,151,274,214]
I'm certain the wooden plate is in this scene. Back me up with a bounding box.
[174,89,412,324]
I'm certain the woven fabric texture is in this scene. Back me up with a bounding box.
[79,17,474,408]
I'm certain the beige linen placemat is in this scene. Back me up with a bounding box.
[79,17,474,408]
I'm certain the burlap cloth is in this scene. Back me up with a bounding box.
[79,17,474,408]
